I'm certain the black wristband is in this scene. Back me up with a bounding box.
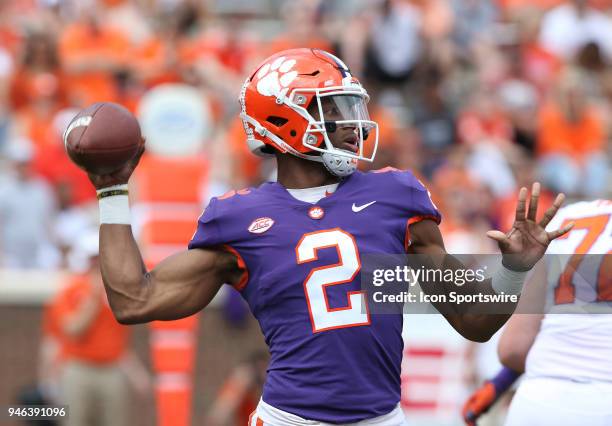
[96,189,129,200]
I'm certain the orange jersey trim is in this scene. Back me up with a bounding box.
[223,245,249,291]
[404,215,442,252]
[372,166,401,173]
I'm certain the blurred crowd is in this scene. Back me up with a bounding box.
[0,0,610,267]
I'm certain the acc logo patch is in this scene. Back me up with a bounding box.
[248,217,275,234]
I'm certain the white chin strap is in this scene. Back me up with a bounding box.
[322,152,358,177]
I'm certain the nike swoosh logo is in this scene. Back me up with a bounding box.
[352,201,376,212]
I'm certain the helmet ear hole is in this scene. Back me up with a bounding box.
[290,130,297,137]
[266,116,288,127]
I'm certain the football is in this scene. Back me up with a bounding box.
[64,102,143,175]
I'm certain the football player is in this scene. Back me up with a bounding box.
[498,199,612,426]
[463,199,612,425]
[87,48,572,425]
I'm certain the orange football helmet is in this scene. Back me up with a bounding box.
[239,48,378,176]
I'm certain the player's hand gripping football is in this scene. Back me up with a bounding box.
[486,182,573,271]
[87,141,145,190]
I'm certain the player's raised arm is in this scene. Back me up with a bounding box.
[99,226,240,324]
[90,150,242,324]
[63,104,244,324]
[407,220,514,342]
[408,183,572,342]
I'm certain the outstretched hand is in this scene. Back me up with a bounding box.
[486,182,573,271]
[87,141,145,190]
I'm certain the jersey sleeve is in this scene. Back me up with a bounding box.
[188,197,250,290]
[188,197,225,249]
[392,170,441,225]
[383,170,441,251]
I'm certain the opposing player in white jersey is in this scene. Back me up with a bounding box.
[498,199,612,426]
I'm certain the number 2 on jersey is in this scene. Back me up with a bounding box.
[554,214,612,304]
[296,228,370,333]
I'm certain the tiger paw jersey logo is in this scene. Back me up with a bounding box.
[308,206,325,220]
[256,57,298,98]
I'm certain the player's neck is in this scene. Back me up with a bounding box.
[276,153,339,189]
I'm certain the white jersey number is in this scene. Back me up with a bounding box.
[296,228,370,333]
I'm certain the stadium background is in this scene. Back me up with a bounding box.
[0,0,610,425]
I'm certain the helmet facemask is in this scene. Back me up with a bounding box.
[293,87,379,177]
[298,89,378,177]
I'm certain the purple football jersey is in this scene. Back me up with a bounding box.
[189,169,441,423]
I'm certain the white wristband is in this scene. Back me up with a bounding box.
[491,264,527,295]
[97,184,131,225]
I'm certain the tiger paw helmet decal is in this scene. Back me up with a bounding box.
[256,57,298,98]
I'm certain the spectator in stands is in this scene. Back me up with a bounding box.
[539,0,612,63]
[58,6,130,106]
[11,31,68,152]
[450,0,499,57]
[412,66,456,177]
[52,179,96,268]
[413,0,455,70]
[536,69,608,197]
[98,0,152,45]
[9,31,67,113]
[268,0,333,54]
[512,8,562,93]
[0,139,59,268]
[362,0,423,88]
[457,90,513,147]
[135,2,203,88]
[45,231,150,426]
[498,78,540,153]
[573,40,612,109]
[431,148,498,253]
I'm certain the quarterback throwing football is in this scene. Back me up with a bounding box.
[88,49,572,425]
